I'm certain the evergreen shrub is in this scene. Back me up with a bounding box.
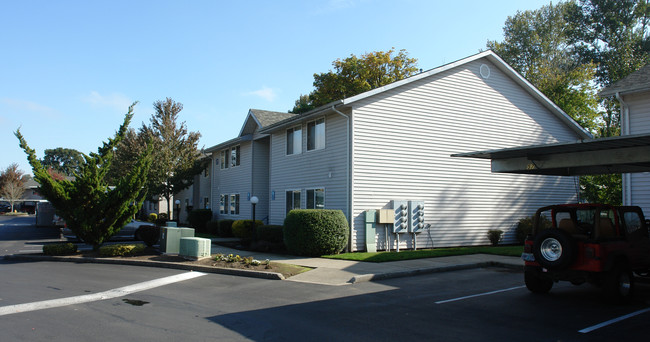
[99,243,145,257]
[135,225,160,247]
[43,243,77,255]
[188,209,213,233]
[218,219,235,237]
[257,225,283,243]
[232,220,264,241]
[283,209,348,256]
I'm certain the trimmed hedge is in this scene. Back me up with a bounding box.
[135,225,160,247]
[232,220,264,241]
[206,220,219,235]
[283,209,349,256]
[43,243,77,255]
[218,219,235,237]
[257,225,283,243]
[188,209,213,233]
[99,243,145,257]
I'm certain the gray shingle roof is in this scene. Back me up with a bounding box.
[249,109,296,128]
[600,63,650,96]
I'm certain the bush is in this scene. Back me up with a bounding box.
[148,213,158,223]
[206,220,219,235]
[232,220,264,241]
[487,229,503,246]
[188,209,213,233]
[218,219,235,237]
[135,225,160,247]
[515,215,551,244]
[257,225,283,243]
[154,212,169,227]
[99,243,145,257]
[283,209,349,256]
[43,243,77,255]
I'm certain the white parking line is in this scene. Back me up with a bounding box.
[579,307,650,333]
[435,285,526,304]
[0,271,206,316]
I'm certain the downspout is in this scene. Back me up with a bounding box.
[331,105,352,252]
[616,92,632,206]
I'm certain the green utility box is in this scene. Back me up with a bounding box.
[365,210,377,253]
[160,226,196,254]
[179,237,211,259]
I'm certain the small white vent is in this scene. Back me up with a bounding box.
[480,64,491,79]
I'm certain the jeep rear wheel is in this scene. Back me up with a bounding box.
[524,267,553,294]
[532,229,576,270]
[604,263,634,303]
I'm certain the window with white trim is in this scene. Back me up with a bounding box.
[286,190,301,214]
[307,118,325,151]
[306,188,325,209]
[231,145,240,167]
[219,194,228,214]
[220,150,229,169]
[230,194,239,215]
[286,125,302,155]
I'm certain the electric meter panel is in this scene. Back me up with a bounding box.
[391,200,409,233]
[409,200,425,233]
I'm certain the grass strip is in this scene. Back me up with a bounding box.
[323,245,523,262]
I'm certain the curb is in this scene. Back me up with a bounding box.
[349,261,523,284]
[4,254,285,280]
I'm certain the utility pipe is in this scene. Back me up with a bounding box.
[331,106,352,252]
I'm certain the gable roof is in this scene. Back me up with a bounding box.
[599,63,650,97]
[206,109,296,152]
[260,50,591,139]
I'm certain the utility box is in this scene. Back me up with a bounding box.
[179,237,211,259]
[391,200,409,233]
[160,227,182,254]
[377,209,394,224]
[409,200,425,233]
[365,210,377,253]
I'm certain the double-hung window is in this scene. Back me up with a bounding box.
[219,194,228,214]
[220,149,229,169]
[230,194,240,215]
[231,146,240,167]
[306,188,325,209]
[286,126,302,155]
[286,190,301,214]
[307,118,325,151]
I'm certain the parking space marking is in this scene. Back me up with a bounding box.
[0,271,206,316]
[435,285,526,304]
[578,307,650,333]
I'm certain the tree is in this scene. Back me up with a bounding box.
[15,103,153,250]
[290,48,419,113]
[41,147,84,177]
[138,98,207,218]
[0,163,28,212]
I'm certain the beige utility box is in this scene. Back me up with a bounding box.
[377,209,394,224]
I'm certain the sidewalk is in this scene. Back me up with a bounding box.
[210,238,524,286]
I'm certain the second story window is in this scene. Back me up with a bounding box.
[220,149,229,169]
[286,125,302,155]
[231,145,240,167]
[307,118,325,151]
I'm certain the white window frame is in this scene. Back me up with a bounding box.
[231,145,240,167]
[220,150,229,169]
[286,189,301,214]
[307,117,325,151]
[220,194,228,215]
[286,125,302,155]
[306,188,325,209]
[230,194,240,215]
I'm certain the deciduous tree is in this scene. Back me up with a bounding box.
[41,147,84,177]
[0,163,28,212]
[16,103,153,250]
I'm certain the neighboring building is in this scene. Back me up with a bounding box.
[208,50,591,251]
[600,63,650,213]
[175,156,213,224]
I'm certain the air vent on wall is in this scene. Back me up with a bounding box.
[480,64,491,79]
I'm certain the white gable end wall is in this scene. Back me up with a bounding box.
[625,91,650,214]
[350,59,581,251]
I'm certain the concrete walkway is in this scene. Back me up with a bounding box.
[210,239,524,286]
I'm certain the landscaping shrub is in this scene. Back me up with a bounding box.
[218,219,235,237]
[257,225,283,243]
[135,225,160,247]
[148,213,158,223]
[515,214,551,244]
[155,213,169,227]
[283,209,349,256]
[43,243,77,255]
[232,220,264,241]
[99,243,145,257]
[188,209,213,233]
[206,220,219,235]
[487,229,503,246]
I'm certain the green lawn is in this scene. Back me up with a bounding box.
[322,245,523,262]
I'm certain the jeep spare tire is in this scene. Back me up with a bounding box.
[532,229,576,270]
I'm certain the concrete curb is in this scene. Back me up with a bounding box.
[4,254,285,280]
[349,261,523,284]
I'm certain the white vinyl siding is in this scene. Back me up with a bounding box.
[350,59,581,251]
[624,91,650,214]
[213,141,252,220]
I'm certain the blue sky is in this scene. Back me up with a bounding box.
[1,0,552,175]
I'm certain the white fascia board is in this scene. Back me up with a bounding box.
[237,110,262,137]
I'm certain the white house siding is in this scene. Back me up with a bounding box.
[252,137,270,223]
[213,141,254,221]
[351,59,581,251]
[268,113,349,225]
[625,91,650,213]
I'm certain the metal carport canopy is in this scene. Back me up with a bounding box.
[451,133,650,176]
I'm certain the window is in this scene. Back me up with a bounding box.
[286,190,301,214]
[204,166,209,177]
[623,211,642,235]
[220,150,229,169]
[307,118,325,151]
[203,197,210,209]
[230,194,239,215]
[220,194,228,214]
[231,145,240,167]
[286,126,302,155]
[307,188,325,209]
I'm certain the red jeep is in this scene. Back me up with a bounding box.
[522,204,650,301]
